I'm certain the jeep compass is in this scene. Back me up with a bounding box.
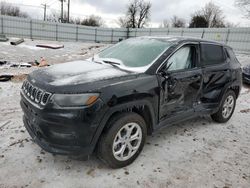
[20,37,242,168]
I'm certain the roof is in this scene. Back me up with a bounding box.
[139,36,229,47]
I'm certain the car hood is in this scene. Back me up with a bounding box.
[28,60,135,93]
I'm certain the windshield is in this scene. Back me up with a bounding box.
[98,38,171,69]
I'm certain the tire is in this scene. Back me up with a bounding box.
[211,90,236,123]
[97,112,147,168]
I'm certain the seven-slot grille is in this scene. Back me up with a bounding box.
[22,80,51,105]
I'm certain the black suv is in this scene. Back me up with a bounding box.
[21,37,242,168]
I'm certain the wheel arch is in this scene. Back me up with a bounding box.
[217,82,240,109]
[91,98,157,153]
[228,85,240,98]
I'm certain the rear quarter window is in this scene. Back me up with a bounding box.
[201,44,225,66]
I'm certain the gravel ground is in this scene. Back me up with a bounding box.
[0,39,250,188]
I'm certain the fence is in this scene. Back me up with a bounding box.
[0,15,128,43]
[1,15,250,52]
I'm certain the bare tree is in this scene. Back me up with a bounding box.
[225,21,239,28]
[118,17,130,28]
[46,10,66,22]
[159,19,170,28]
[189,14,208,28]
[0,2,28,18]
[189,2,225,28]
[200,2,225,27]
[171,16,186,28]
[80,15,104,27]
[119,0,151,28]
[235,0,250,18]
[72,17,81,25]
[47,10,104,27]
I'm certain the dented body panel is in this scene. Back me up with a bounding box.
[20,37,242,156]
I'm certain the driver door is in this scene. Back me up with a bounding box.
[158,44,203,122]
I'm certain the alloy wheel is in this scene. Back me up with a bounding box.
[112,122,142,161]
[222,95,235,119]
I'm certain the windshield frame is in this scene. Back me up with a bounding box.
[96,38,173,73]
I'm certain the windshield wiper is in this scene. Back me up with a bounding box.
[92,57,121,66]
[97,58,132,73]
[102,60,120,65]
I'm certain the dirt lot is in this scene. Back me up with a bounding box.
[0,39,250,188]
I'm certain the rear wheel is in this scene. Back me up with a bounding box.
[97,112,147,168]
[211,90,236,123]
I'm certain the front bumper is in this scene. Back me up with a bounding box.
[20,91,105,156]
[243,72,250,84]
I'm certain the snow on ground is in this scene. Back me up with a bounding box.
[0,39,250,188]
[0,38,108,76]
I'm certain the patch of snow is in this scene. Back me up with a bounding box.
[38,60,129,86]
[18,44,45,50]
[1,81,250,188]
[46,60,108,75]
[0,41,10,45]
[1,51,9,55]
[50,68,127,86]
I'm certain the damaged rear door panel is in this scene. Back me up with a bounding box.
[200,43,232,104]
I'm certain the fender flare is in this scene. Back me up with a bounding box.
[89,99,156,152]
[217,80,239,111]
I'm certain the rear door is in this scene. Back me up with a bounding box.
[158,44,203,121]
[200,43,231,104]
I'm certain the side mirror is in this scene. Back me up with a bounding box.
[159,70,169,79]
[159,61,173,76]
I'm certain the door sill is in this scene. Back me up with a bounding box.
[155,109,195,130]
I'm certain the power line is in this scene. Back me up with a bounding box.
[43,0,53,5]
[5,1,117,22]
[51,8,117,21]
[1,1,119,25]
[0,2,43,9]
[215,1,236,11]
[48,0,58,6]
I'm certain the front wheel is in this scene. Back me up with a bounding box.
[211,90,236,123]
[97,112,147,168]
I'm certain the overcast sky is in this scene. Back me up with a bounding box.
[2,0,250,27]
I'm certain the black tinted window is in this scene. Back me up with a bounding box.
[201,44,225,66]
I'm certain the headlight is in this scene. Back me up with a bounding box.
[52,93,100,107]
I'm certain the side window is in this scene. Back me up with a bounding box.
[167,46,195,71]
[201,44,225,66]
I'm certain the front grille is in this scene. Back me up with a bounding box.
[22,80,51,105]
[41,92,50,105]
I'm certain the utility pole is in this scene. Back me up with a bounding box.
[67,0,70,23]
[60,0,64,23]
[41,4,47,21]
